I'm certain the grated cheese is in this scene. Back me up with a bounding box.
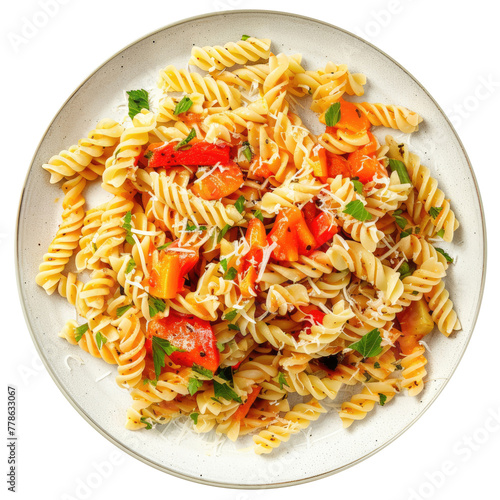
[256,241,278,283]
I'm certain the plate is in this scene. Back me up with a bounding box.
[16,10,486,488]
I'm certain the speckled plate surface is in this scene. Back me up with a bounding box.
[16,10,485,488]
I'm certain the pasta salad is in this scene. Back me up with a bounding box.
[36,36,460,455]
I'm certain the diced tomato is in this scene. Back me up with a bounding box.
[303,202,318,225]
[325,152,351,179]
[148,253,181,299]
[148,242,199,299]
[347,150,388,183]
[148,140,231,168]
[191,161,243,200]
[146,313,219,373]
[267,210,299,262]
[295,214,317,256]
[302,306,326,335]
[240,218,267,298]
[358,131,379,156]
[335,99,371,133]
[245,218,267,249]
[267,208,316,261]
[308,212,339,249]
[232,386,262,421]
[179,112,203,126]
[311,147,328,181]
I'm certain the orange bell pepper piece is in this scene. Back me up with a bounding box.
[232,386,262,421]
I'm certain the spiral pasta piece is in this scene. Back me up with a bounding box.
[43,119,124,183]
[356,103,423,133]
[339,378,399,428]
[189,37,271,71]
[253,399,326,454]
[400,345,427,396]
[102,110,156,189]
[36,175,86,294]
[424,281,461,336]
[386,136,459,241]
[325,235,404,305]
[158,66,241,109]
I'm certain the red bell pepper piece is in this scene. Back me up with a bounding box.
[146,313,219,373]
[191,161,243,200]
[232,386,262,421]
[148,140,231,168]
[307,211,339,249]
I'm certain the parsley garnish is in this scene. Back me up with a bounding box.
[125,257,136,274]
[216,341,225,352]
[392,209,408,230]
[144,150,153,159]
[220,258,228,273]
[241,141,253,162]
[95,331,107,350]
[374,361,381,369]
[148,295,166,318]
[188,377,203,396]
[276,372,290,390]
[217,366,233,382]
[223,309,238,321]
[254,209,264,222]
[127,89,149,120]
[152,336,185,379]
[190,412,199,425]
[192,364,214,379]
[241,35,251,41]
[174,128,196,151]
[235,195,246,214]
[157,242,173,251]
[174,96,193,115]
[436,229,445,239]
[364,371,372,381]
[388,159,412,185]
[400,228,413,238]
[351,177,364,194]
[116,304,132,317]
[349,328,383,359]
[213,380,242,403]
[143,378,157,387]
[379,394,387,406]
[74,323,89,342]
[435,248,453,263]
[186,221,207,232]
[217,224,231,243]
[325,102,341,127]
[343,200,372,222]
[140,417,152,430]
[122,211,135,245]
[399,261,416,280]
[429,206,443,219]
[224,267,238,281]
[395,364,403,370]
[228,324,240,331]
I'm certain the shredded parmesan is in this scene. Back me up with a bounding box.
[63,354,84,371]
[95,371,112,382]
[256,241,277,283]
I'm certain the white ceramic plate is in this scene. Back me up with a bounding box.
[16,10,486,488]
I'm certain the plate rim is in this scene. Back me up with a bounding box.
[15,8,488,489]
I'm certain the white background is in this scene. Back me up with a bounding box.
[2,1,498,499]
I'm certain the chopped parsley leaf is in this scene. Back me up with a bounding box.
[122,211,135,245]
[152,336,185,379]
[174,96,193,115]
[125,257,136,274]
[126,89,149,120]
[95,331,107,350]
[74,323,89,342]
[235,195,246,214]
[174,128,196,151]
[116,304,132,317]
[429,206,443,219]
[324,102,341,127]
[349,328,383,359]
[343,200,372,222]
[435,247,453,263]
